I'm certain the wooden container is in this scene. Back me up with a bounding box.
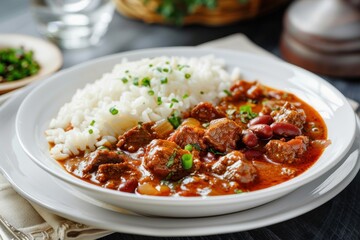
[114,0,289,26]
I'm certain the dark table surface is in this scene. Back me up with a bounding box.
[1,1,359,239]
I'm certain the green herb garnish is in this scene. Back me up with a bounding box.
[208,148,225,156]
[157,96,163,105]
[239,105,258,123]
[182,93,189,99]
[148,90,155,96]
[223,89,232,96]
[234,189,243,194]
[141,77,151,87]
[133,77,139,86]
[185,73,191,79]
[121,77,128,84]
[161,77,168,84]
[0,47,41,82]
[166,151,177,168]
[167,111,182,128]
[90,120,96,126]
[163,68,169,72]
[190,143,201,151]
[88,129,93,134]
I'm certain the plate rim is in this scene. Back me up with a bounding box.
[1,83,360,236]
[15,46,357,204]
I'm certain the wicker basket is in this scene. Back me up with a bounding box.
[114,0,289,26]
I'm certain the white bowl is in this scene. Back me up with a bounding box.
[15,47,356,217]
[0,34,62,93]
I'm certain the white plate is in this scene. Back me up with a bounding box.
[15,47,356,217]
[1,85,360,236]
[0,34,62,93]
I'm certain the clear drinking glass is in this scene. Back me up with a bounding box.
[31,0,115,49]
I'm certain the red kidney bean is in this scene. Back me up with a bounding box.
[249,124,273,139]
[249,115,274,126]
[245,149,264,160]
[119,178,138,193]
[270,122,301,137]
[242,130,258,147]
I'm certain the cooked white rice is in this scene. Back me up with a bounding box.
[46,55,240,160]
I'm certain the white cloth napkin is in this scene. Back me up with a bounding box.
[0,33,359,240]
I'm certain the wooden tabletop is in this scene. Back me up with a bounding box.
[1,1,359,239]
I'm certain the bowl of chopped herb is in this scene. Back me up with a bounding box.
[0,34,62,94]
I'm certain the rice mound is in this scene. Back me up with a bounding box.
[46,55,239,160]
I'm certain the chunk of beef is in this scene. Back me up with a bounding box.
[265,136,309,164]
[212,151,258,184]
[271,102,306,129]
[204,118,241,153]
[96,162,140,182]
[230,80,264,101]
[83,150,127,174]
[144,139,200,181]
[168,125,206,150]
[190,102,225,123]
[260,100,285,115]
[117,122,155,152]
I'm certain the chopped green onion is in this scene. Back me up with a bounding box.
[157,97,163,105]
[185,73,191,79]
[141,77,151,87]
[169,103,174,108]
[182,94,189,99]
[116,150,123,155]
[171,98,179,103]
[234,189,243,194]
[109,106,119,115]
[200,91,204,95]
[90,120,96,126]
[88,129,93,134]
[184,144,193,151]
[167,111,181,129]
[181,154,193,170]
[161,77,168,84]
[149,64,153,67]
[223,89,232,96]
[137,121,143,129]
[166,151,177,168]
[148,90,155,96]
[121,77,128,84]
[163,68,169,73]
[125,70,129,73]
[165,61,170,64]
[133,77,139,86]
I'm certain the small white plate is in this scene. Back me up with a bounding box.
[0,34,62,93]
[1,85,360,236]
[16,47,356,217]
